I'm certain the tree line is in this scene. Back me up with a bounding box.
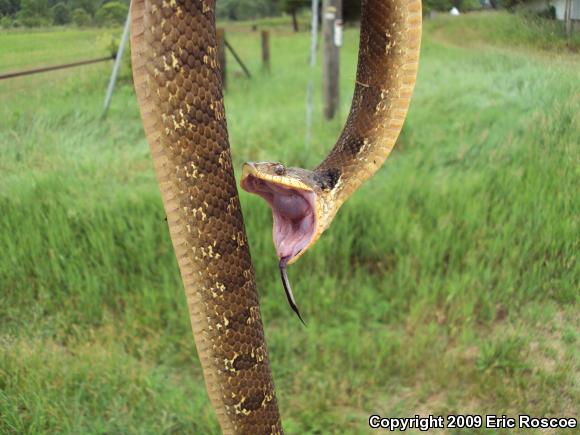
[1,0,524,30]
[215,0,487,25]
[0,0,128,27]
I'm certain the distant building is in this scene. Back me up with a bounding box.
[527,0,580,21]
[554,0,580,20]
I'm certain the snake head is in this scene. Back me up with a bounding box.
[241,161,340,323]
[241,162,330,267]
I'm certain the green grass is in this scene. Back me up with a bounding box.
[0,28,118,71]
[1,12,579,434]
[428,11,580,52]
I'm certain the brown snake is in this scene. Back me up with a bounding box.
[130,0,421,433]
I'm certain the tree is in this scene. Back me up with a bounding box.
[72,7,90,26]
[216,0,275,20]
[343,0,360,22]
[283,0,308,32]
[0,14,14,27]
[95,1,127,26]
[70,0,96,16]
[18,0,50,26]
[0,0,21,17]
[52,1,69,24]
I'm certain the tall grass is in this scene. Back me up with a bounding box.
[1,13,578,434]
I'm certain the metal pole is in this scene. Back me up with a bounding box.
[305,0,320,148]
[103,9,131,116]
[217,28,227,89]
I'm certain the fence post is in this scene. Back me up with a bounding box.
[322,0,342,120]
[564,0,573,37]
[305,0,320,147]
[217,28,226,89]
[261,30,270,71]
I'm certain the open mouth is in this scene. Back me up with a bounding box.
[241,174,317,263]
[241,168,317,324]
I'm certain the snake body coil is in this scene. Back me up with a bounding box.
[130,0,421,433]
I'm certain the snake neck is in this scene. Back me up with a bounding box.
[315,0,422,208]
[241,0,421,267]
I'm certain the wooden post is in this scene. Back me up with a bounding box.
[291,9,299,32]
[217,28,226,89]
[261,30,270,71]
[322,0,342,120]
[564,0,572,37]
[305,0,320,147]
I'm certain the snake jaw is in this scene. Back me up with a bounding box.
[241,162,321,266]
[241,162,323,322]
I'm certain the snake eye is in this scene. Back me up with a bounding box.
[274,164,285,175]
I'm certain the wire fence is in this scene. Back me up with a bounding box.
[0,55,115,81]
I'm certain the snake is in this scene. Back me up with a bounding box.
[130,0,421,432]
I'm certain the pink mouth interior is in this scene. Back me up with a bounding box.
[241,175,316,261]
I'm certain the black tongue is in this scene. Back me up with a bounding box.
[279,257,306,326]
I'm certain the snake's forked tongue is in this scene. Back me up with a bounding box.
[279,256,306,326]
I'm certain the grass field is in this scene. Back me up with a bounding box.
[1,12,579,434]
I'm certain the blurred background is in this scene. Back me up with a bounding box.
[0,0,578,433]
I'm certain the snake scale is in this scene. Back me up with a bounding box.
[130,0,421,432]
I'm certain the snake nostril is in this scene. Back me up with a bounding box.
[274,164,285,176]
